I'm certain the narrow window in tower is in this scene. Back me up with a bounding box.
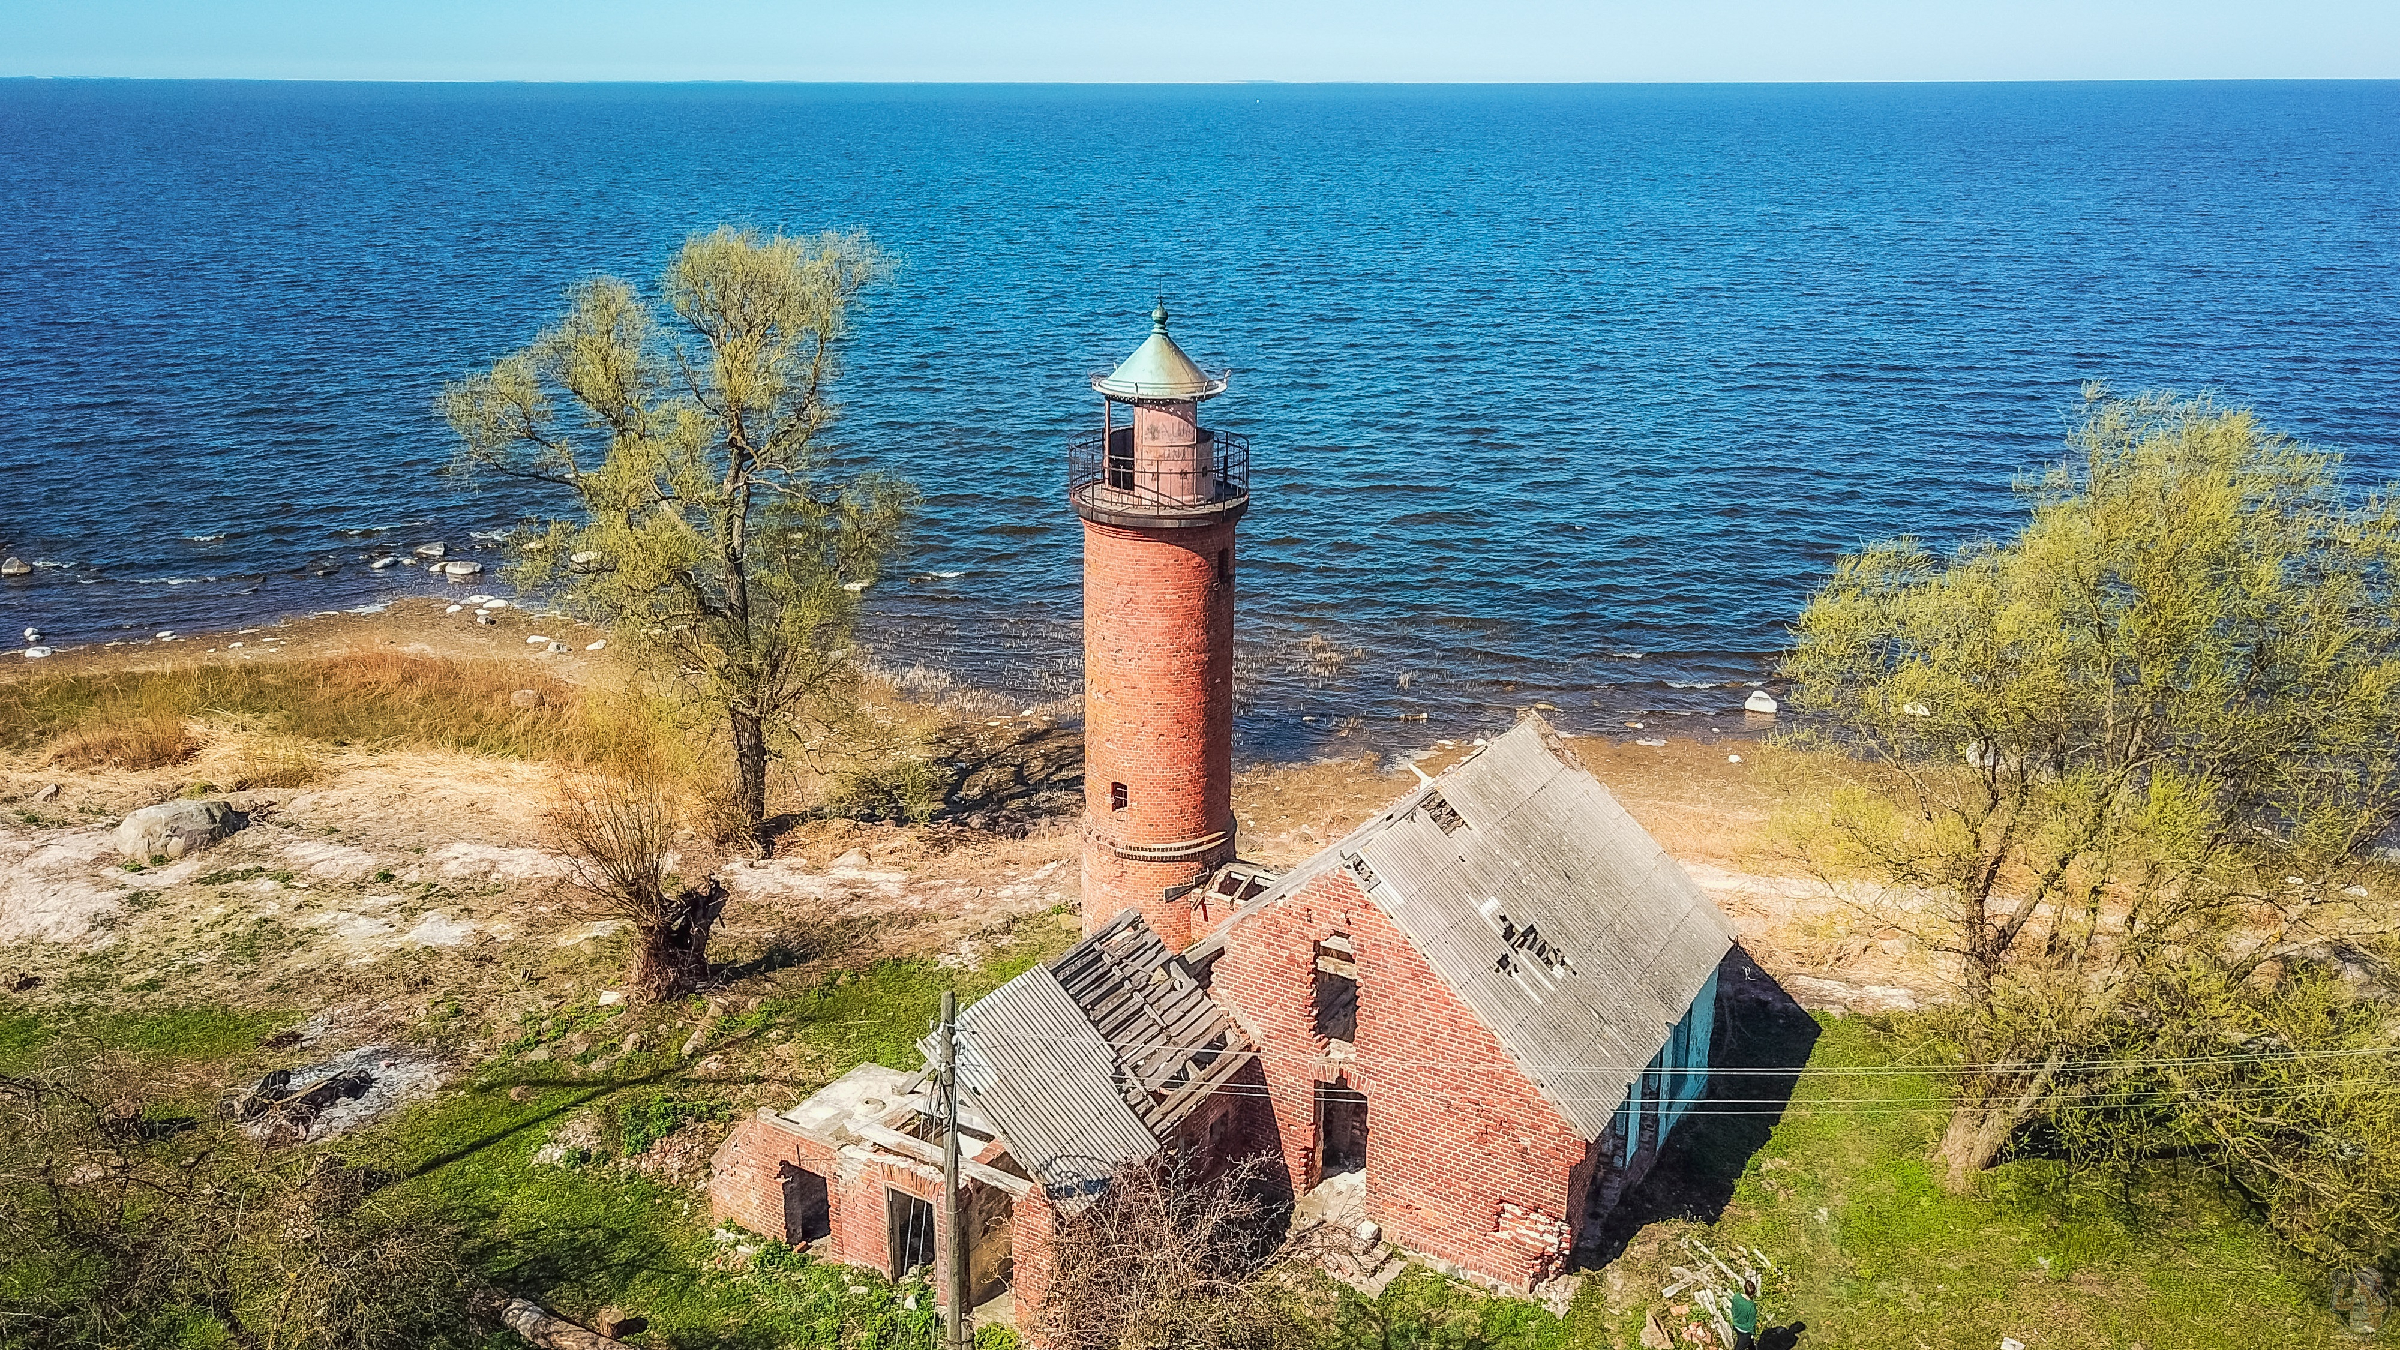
[1216,548,1231,581]
[1111,782,1128,811]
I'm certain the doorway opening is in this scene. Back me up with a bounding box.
[781,1163,830,1244]
[1318,1078,1368,1176]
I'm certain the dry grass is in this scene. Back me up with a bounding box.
[0,649,616,767]
[218,736,323,791]
[41,715,201,771]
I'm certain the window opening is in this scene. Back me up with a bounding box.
[1111,782,1128,811]
[1216,548,1231,581]
[887,1188,937,1280]
[1313,934,1358,1044]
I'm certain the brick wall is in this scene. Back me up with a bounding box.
[713,1114,1052,1319]
[1081,515,1237,950]
[1210,870,1593,1291]
[1009,1190,1061,1347]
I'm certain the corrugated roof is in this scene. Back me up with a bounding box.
[1228,715,1735,1141]
[939,966,1158,1202]
[1092,304,1228,401]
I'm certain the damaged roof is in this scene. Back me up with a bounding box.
[930,912,1255,1202]
[1231,714,1736,1141]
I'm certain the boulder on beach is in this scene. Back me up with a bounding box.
[0,558,30,577]
[368,556,398,570]
[116,799,246,862]
[1745,689,1779,716]
[22,647,53,659]
[440,561,483,577]
[414,543,447,559]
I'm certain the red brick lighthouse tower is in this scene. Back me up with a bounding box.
[1071,304,1250,951]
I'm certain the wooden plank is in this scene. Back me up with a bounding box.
[853,1122,1033,1197]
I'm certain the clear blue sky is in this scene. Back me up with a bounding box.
[9,0,2397,82]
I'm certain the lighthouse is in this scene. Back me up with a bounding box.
[1071,304,1249,951]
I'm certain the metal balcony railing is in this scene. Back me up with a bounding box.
[1068,426,1251,519]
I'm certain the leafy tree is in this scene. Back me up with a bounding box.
[1783,391,2400,1258]
[443,227,916,850]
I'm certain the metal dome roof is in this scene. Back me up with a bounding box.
[1091,303,1227,402]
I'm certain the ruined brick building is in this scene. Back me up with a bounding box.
[710,306,1738,1329]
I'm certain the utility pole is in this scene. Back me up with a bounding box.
[939,989,968,1350]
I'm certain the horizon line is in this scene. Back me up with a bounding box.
[8,74,2399,86]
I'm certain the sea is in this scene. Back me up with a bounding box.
[3,81,2396,758]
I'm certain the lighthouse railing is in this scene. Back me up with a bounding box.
[1068,427,1250,515]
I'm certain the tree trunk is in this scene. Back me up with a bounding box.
[729,708,769,851]
[626,877,727,1002]
[1936,1099,2021,1191]
[1936,1049,2065,1190]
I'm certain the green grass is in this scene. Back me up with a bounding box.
[0,1005,290,1072]
[365,947,1091,1349]
[7,929,2366,1349]
[1564,1013,2368,1349]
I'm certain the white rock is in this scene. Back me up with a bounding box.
[1744,690,1779,715]
[596,990,625,1006]
[22,647,51,659]
[1903,702,1931,717]
[585,639,606,651]
[414,542,447,559]
[1356,1220,1382,1248]
[0,557,30,576]
[841,579,869,593]
[115,800,245,862]
[526,635,550,645]
[368,556,398,570]
[545,641,568,654]
[445,605,462,614]
[475,612,496,626]
[480,599,508,610]
[1728,753,1744,764]
[154,631,175,640]
[569,550,602,566]
[439,560,482,577]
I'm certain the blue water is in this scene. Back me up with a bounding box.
[4,81,2397,756]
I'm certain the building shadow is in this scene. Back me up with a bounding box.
[1579,943,1820,1267]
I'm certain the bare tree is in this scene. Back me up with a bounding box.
[1038,1155,1301,1350]
[547,770,726,1002]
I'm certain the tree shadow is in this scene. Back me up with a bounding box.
[927,719,1082,833]
[1582,944,1821,1266]
[710,912,894,983]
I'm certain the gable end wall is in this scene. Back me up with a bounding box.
[1211,868,1593,1289]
